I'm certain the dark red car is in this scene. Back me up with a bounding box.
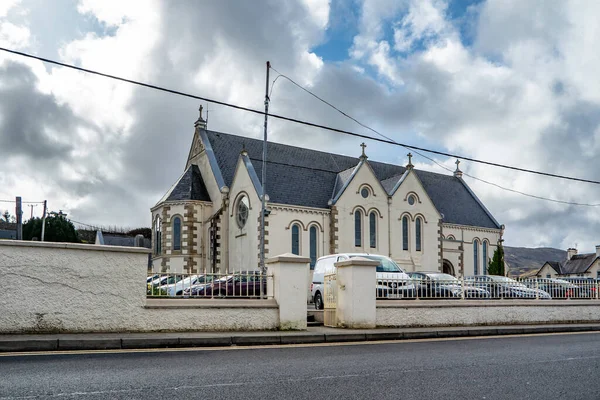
[202,271,267,298]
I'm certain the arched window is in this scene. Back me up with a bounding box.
[415,217,422,252]
[473,239,479,275]
[482,241,488,275]
[402,216,409,251]
[309,226,317,269]
[369,212,377,248]
[154,216,162,255]
[291,224,300,255]
[354,210,362,247]
[173,216,181,251]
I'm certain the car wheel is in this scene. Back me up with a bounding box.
[314,292,324,310]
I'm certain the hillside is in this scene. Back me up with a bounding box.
[504,246,566,277]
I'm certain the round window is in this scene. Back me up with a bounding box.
[361,188,369,198]
[236,196,249,228]
[408,195,416,205]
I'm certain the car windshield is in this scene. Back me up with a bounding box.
[427,273,459,283]
[350,256,403,273]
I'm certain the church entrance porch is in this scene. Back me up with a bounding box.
[443,259,455,276]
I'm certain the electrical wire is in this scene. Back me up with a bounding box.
[269,65,600,207]
[1,46,599,185]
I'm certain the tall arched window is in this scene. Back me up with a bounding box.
[473,239,479,275]
[482,241,488,275]
[369,212,377,248]
[154,216,162,255]
[291,224,300,255]
[415,217,422,252]
[354,210,362,247]
[173,216,181,251]
[402,216,409,251]
[309,226,317,269]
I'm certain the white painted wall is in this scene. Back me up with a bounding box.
[0,241,278,333]
[228,156,261,272]
[334,163,390,256]
[266,204,329,268]
[377,301,600,327]
[389,171,441,272]
[441,224,501,277]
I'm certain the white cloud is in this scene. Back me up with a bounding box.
[0,20,29,48]
[0,0,20,18]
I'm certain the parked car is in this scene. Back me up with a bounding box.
[185,271,266,298]
[522,278,584,299]
[311,253,414,310]
[161,274,214,296]
[561,277,598,298]
[465,275,551,299]
[408,272,490,299]
[147,275,184,295]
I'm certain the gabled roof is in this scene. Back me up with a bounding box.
[541,261,562,275]
[157,164,211,205]
[201,130,501,229]
[561,254,599,275]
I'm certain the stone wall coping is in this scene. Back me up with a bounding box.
[266,254,311,264]
[377,300,600,308]
[335,257,381,268]
[145,299,278,309]
[0,239,150,254]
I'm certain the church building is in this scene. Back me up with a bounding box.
[151,107,504,277]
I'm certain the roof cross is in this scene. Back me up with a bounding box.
[360,142,367,157]
[455,159,460,170]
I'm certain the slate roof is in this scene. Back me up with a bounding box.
[539,255,599,275]
[203,130,501,229]
[561,254,599,275]
[158,164,210,204]
[545,261,563,274]
[103,234,151,249]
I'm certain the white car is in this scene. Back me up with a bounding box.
[160,275,219,296]
[310,253,414,310]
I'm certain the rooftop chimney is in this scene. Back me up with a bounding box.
[567,247,577,261]
[596,245,600,258]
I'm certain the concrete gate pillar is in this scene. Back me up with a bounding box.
[266,254,310,330]
[334,257,379,328]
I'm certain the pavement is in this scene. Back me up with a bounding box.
[2,332,600,399]
[2,323,600,352]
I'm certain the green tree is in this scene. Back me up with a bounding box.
[23,215,80,243]
[487,243,505,276]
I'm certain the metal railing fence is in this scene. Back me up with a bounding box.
[375,276,600,300]
[147,271,273,299]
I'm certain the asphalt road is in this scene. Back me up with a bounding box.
[1,332,599,400]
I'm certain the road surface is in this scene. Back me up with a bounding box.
[1,332,599,399]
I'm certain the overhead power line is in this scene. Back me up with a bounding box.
[1,46,599,186]
[269,65,600,207]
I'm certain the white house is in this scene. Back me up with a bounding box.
[537,246,600,278]
[151,107,504,277]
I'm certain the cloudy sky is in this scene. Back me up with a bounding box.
[1,0,599,252]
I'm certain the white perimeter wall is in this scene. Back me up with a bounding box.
[0,241,278,333]
[377,301,600,327]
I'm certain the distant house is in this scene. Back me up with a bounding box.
[0,221,16,240]
[537,246,600,279]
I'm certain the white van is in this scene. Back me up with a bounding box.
[310,253,414,309]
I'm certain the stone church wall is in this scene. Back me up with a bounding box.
[266,204,330,265]
[227,158,261,272]
[389,171,441,272]
[334,162,390,257]
[442,224,501,277]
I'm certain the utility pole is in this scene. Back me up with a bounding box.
[28,204,37,219]
[15,196,22,240]
[260,61,270,285]
[41,200,47,242]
